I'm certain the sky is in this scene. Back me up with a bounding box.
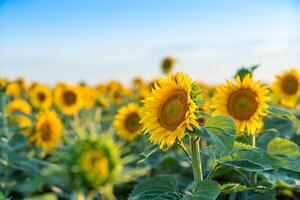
[0,0,300,85]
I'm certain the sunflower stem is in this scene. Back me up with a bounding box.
[190,136,203,183]
[177,141,192,161]
[250,134,257,185]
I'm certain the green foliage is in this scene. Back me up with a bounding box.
[129,176,221,200]
[234,64,259,80]
[128,176,182,200]
[199,116,236,158]
[267,137,300,157]
[267,104,299,124]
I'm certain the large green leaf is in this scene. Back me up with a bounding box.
[190,180,221,200]
[217,145,281,172]
[256,129,278,150]
[267,137,300,157]
[201,116,236,158]
[128,176,182,200]
[267,104,299,124]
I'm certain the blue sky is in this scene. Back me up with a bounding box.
[0,0,300,85]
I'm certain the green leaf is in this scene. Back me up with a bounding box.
[16,176,45,193]
[267,104,299,124]
[235,64,259,80]
[24,193,57,200]
[188,180,221,200]
[8,133,27,150]
[128,176,182,200]
[0,191,6,200]
[217,146,281,172]
[267,137,300,157]
[201,116,236,157]
[220,183,248,194]
[239,190,276,200]
[256,129,278,150]
[138,144,160,164]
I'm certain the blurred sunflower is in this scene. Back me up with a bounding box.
[213,74,269,135]
[54,84,83,115]
[140,72,199,148]
[29,83,52,109]
[69,136,121,189]
[114,103,142,141]
[271,68,300,108]
[161,56,176,74]
[80,86,97,109]
[98,95,110,108]
[32,110,62,151]
[6,99,32,132]
[6,82,21,98]
[0,79,8,91]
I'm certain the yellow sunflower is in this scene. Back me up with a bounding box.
[32,110,62,151]
[140,72,199,148]
[80,86,97,109]
[54,84,83,115]
[114,103,142,141]
[71,136,121,188]
[271,68,300,108]
[213,74,269,135]
[0,79,8,90]
[6,99,32,131]
[78,149,109,184]
[6,82,21,98]
[161,56,176,74]
[29,83,52,109]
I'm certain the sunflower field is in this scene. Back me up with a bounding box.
[0,60,300,200]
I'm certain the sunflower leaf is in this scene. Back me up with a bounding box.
[200,116,236,158]
[267,104,299,124]
[128,176,182,200]
[183,180,221,200]
[267,137,300,157]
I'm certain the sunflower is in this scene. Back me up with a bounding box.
[271,68,300,108]
[6,82,21,98]
[213,74,269,135]
[6,99,32,131]
[32,110,62,151]
[54,84,83,115]
[70,137,121,189]
[140,72,199,148]
[80,86,97,109]
[161,56,176,74]
[29,83,52,109]
[114,103,142,141]
[0,79,8,91]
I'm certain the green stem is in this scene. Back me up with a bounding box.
[177,141,192,161]
[190,136,203,183]
[250,134,257,185]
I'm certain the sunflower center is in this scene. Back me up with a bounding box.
[281,75,298,95]
[63,90,77,105]
[40,122,52,141]
[158,90,188,130]
[227,88,258,120]
[124,113,141,132]
[37,92,46,102]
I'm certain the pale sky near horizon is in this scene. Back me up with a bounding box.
[0,0,300,85]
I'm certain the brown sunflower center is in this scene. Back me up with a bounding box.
[37,92,46,102]
[63,90,77,105]
[40,122,52,141]
[227,88,258,120]
[125,113,141,132]
[281,75,299,95]
[158,90,188,130]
